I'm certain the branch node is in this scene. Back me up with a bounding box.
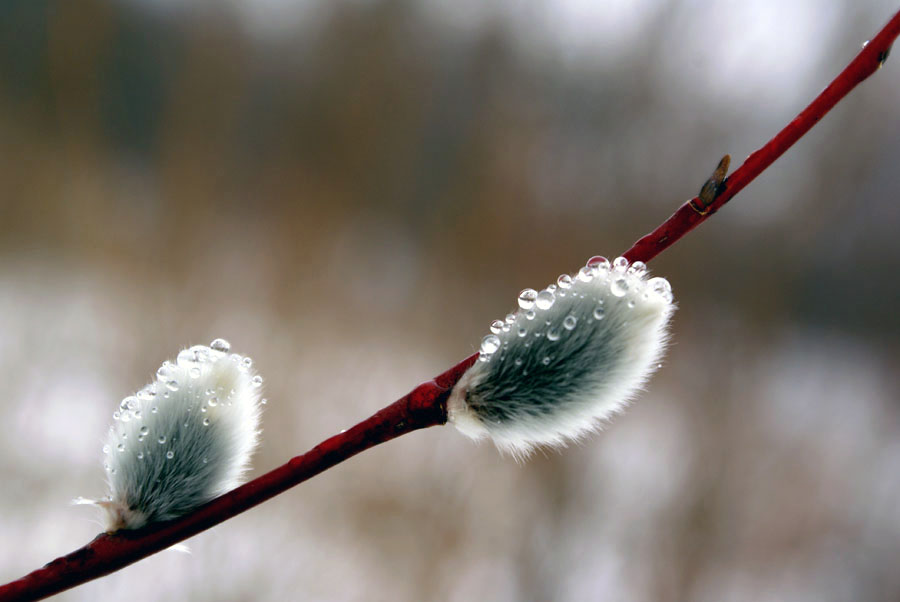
[690,154,731,215]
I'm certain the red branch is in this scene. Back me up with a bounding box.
[624,9,900,264]
[2,9,898,602]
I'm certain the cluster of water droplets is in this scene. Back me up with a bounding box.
[103,338,264,466]
[478,256,673,362]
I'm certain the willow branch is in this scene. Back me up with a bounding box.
[2,8,898,602]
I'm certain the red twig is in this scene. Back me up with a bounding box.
[624,9,899,264]
[2,9,897,602]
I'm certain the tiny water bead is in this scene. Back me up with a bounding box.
[563,315,578,330]
[518,327,528,337]
[137,452,144,460]
[189,367,201,379]
[611,278,629,297]
[557,274,573,289]
[490,319,504,334]
[139,426,149,436]
[208,396,219,407]
[158,436,167,444]
[165,379,180,392]
[542,356,551,365]
[240,357,253,371]
[117,444,125,452]
[577,266,594,282]
[481,335,501,355]
[587,256,610,273]
[252,375,264,387]
[525,310,536,320]
[536,289,555,310]
[166,451,175,460]
[613,256,629,272]
[518,289,538,310]
[505,314,516,325]
[203,418,211,426]
[627,261,647,279]
[547,327,561,341]
[210,338,231,353]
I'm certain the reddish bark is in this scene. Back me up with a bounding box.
[2,8,898,601]
[624,9,899,264]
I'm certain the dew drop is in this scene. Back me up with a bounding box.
[177,348,197,366]
[505,313,517,325]
[203,418,211,426]
[525,310,536,321]
[137,387,157,401]
[557,274,573,289]
[120,396,138,412]
[577,266,594,282]
[166,451,175,460]
[151,406,158,414]
[613,256,629,272]
[490,319,504,334]
[137,452,144,460]
[102,445,110,455]
[158,436,167,444]
[480,335,501,355]
[587,256,611,274]
[648,277,672,295]
[514,358,523,367]
[208,396,219,407]
[165,379,180,392]
[112,411,120,420]
[189,367,201,378]
[547,284,557,293]
[202,457,209,464]
[210,338,231,353]
[547,327,561,341]
[627,300,635,308]
[627,261,647,279]
[611,278,629,297]
[542,356,551,365]
[140,426,149,436]
[240,357,253,371]
[117,443,125,452]
[593,307,605,320]
[517,289,537,310]
[517,327,528,337]
[261,398,268,405]
[118,411,131,423]
[252,375,263,387]
[156,361,174,380]
[563,315,577,330]
[536,289,556,310]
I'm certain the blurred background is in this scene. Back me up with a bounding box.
[1,0,899,600]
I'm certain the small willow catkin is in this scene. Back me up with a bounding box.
[448,256,675,456]
[81,339,264,531]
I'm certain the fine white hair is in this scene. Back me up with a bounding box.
[90,339,263,531]
[448,257,675,456]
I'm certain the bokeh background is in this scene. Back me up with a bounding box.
[2,0,899,600]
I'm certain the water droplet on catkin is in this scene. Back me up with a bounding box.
[536,289,555,310]
[210,338,231,353]
[518,289,537,310]
[481,335,501,355]
[611,278,629,297]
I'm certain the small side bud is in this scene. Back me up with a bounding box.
[448,257,675,456]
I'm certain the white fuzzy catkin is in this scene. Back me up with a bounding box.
[447,257,675,456]
[88,339,263,531]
